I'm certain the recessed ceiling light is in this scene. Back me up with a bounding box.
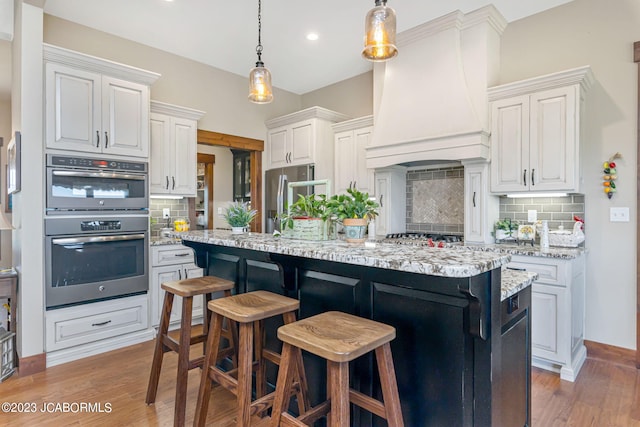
[306,33,319,41]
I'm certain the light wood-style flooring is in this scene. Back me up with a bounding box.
[0,337,638,426]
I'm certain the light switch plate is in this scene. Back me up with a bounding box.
[610,207,630,222]
[527,210,537,222]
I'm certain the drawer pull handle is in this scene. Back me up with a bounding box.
[174,253,190,257]
[92,320,112,327]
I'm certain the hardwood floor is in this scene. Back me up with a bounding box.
[0,336,638,426]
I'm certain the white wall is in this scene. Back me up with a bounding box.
[302,71,374,118]
[197,144,234,229]
[500,0,639,349]
[43,15,303,141]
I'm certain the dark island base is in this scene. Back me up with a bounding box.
[183,240,531,427]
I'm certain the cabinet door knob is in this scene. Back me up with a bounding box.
[104,131,109,148]
[472,191,476,208]
[178,269,182,280]
[523,169,527,186]
[184,269,188,279]
[96,131,100,148]
[172,176,176,190]
[166,176,169,190]
[531,169,535,186]
[379,194,384,207]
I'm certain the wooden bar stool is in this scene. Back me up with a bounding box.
[194,290,309,427]
[270,311,404,427]
[145,275,236,427]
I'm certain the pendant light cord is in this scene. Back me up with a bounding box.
[256,0,263,62]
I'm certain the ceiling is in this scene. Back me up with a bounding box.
[0,1,573,99]
[41,0,573,95]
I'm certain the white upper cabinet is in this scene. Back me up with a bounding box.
[44,44,160,158]
[463,160,498,244]
[332,116,374,195]
[265,107,350,183]
[488,66,594,194]
[149,101,205,197]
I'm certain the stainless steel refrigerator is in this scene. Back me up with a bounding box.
[265,164,315,233]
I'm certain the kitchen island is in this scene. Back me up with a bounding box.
[175,230,533,427]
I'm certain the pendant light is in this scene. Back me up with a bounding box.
[362,0,398,62]
[248,0,273,103]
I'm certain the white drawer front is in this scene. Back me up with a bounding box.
[152,245,195,266]
[46,295,148,351]
[508,256,567,286]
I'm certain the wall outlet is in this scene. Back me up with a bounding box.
[527,209,537,222]
[162,208,171,219]
[217,207,223,216]
[610,207,629,222]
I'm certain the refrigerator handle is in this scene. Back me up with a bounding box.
[276,174,285,220]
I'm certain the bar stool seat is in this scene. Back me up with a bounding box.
[194,290,309,427]
[270,311,404,427]
[145,275,236,427]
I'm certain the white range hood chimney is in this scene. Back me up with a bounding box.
[366,6,507,169]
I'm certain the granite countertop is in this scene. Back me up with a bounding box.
[171,230,511,279]
[150,237,184,246]
[382,238,585,260]
[461,243,585,259]
[501,268,538,300]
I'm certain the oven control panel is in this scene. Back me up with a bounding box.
[47,155,147,172]
[80,220,122,232]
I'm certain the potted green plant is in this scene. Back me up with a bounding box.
[279,194,335,240]
[494,218,518,240]
[328,187,379,243]
[223,201,257,234]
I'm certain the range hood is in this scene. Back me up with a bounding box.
[366,6,507,169]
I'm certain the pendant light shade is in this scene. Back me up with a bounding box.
[249,61,273,104]
[362,0,398,62]
[248,0,273,103]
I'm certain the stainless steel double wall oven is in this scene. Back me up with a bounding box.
[45,154,149,309]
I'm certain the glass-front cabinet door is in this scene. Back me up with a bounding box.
[232,150,251,203]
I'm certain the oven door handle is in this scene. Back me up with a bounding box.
[52,170,146,181]
[52,234,146,245]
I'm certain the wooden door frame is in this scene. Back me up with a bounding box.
[634,41,640,368]
[197,129,264,233]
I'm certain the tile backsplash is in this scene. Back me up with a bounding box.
[404,164,586,237]
[498,194,585,231]
[149,198,189,238]
[406,166,464,234]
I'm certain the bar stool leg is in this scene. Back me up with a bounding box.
[328,360,350,427]
[146,291,174,404]
[194,312,224,427]
[269,342,297,427]
[375,343,404,427]
[237,321,255,426]
[282,311,310,415]
[173,296,194,427]
[254,319,266,401]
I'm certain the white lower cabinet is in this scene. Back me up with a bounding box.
[45,294,153,367]
[508,253,586,381]
[151,244,204,327]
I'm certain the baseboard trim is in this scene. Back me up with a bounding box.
[584,340,637,369]
[18,352,46,376]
